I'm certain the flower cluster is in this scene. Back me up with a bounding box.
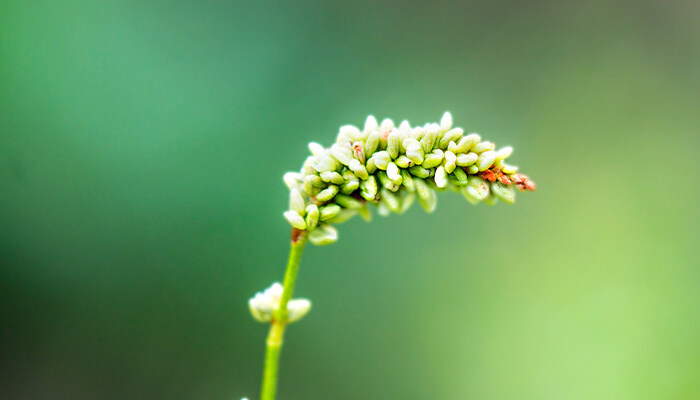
[249,282,311,323]
[283,112,535,245]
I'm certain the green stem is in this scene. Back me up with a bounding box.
[260,233,308,400]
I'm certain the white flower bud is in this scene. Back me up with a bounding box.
[417,188,437,213]
[339,125,361,141]
[334,194,364,209]
[399,192,415,214]
[380,118,395,131]
[287,299,312,322]
[289,188,306,214]
[440,111,453,132]
[405,142,424,165]
[308,142,325,156]
[399,120,411,134]
[283,172,302,190]
[502,163,519,174]
[387,162,401,184]
[305,204,319,228]
[364,115,378,133]
[466,177,490,200]
[434,166,448,188]
[284,210,307,230]
[439,128,463,148]
[468,164,479,174]
[400,169,415,192]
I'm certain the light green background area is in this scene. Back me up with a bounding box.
[1,1,698,399]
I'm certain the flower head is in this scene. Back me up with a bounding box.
[249,282,311,323]
[283,112,535,245]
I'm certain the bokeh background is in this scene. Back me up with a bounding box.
[1,1,698,399]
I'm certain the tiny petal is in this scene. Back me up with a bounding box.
[319,204,341,221]
[331,143,354,165]
[359,176,378,200]
[308,142,325,156]
[387,162,401,183]
[473,141,495,154]
[316,185,339,202]
[422,149,444,169]
[283,172,302,190]
[439,128,463,148]
[456,134,480,153]
[496,146,513,161]
[349,159,369,180]
[371,151,392,170]
[364,130,380,157]
[456,152,478,166]
[364,115,378,133]
[334,194,364,209]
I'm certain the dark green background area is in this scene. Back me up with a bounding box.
[1,1,698,399]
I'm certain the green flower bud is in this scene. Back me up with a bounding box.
[359,176,378,200]
[284,210,307,230]
[447,141,458,153]
[421,125,439,153]
[358,205,372,221]
[377,202,390,217]
[289,188,306,214]
[414,178,431,200]
[320,171,344,185]
[456,134,480,153]
[456,152,478,166]
[339,125,362,141]
[452,167,469,184]
[466,176,490,200]
[319,204,341,221]
[371,151,392,170]
[305,204,319,228]
[473,141,495,154]
[395,155,412,168]
[316,185,339,202]
[334,194,364,209]
[365,157,377,174]
[405,142,425,165]
[491,181,515,204]
[477,150,497,171]
[329,209,357,224]
[422,149,444,169]
[380,188,401,213]
[400,192,415,214]
[409,165,431,179]
[387,130,401,159]
[400,169,415,192]
[308,224,338,245]
[364,130,381,157]
[331,143,354,165]
[468,164,479,174]
[348,159,369,180]
[417,188,437,213]
[439,128,463,149]
[380,118,395,131]
[340,178,360,194]
[377,170,400,191]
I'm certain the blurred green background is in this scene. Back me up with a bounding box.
[1,1,698,399]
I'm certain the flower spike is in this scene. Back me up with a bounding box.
[282,112,535,245]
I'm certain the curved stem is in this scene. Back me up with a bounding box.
[260,233,307,400]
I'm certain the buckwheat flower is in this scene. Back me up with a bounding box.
[249,282,311,323]
[282,112,535,245]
